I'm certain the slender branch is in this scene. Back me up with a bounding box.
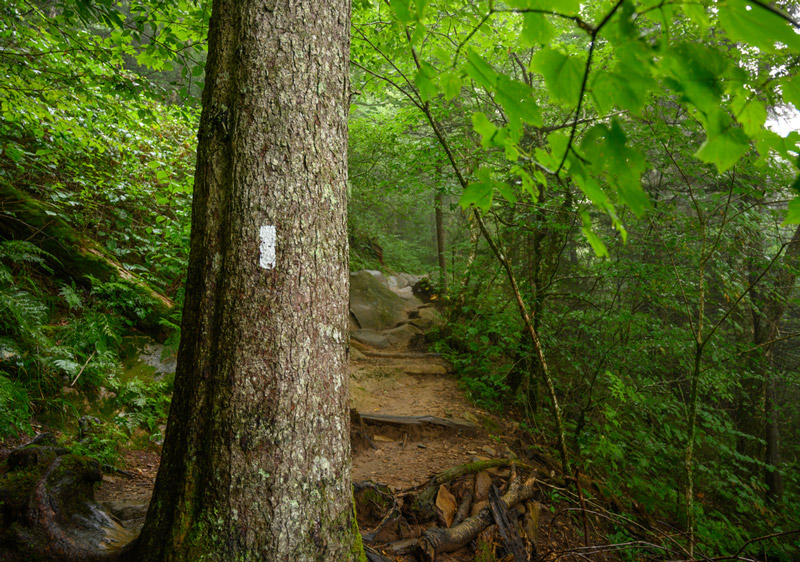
[350,60,423,109]
[555,0,626,176]
[702,239,790,348]
[750,0,800,29]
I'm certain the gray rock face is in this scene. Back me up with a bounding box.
[137,343,176,378]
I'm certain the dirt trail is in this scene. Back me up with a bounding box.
[349,322,506,491]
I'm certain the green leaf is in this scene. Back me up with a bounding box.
[591,68,651,116]
[685,4,710,29]
[719,0,800,53]
[731,94,766,137]
[695,110,750,173]
[782,197,800,225]
[580,211,608,257]
[782,75,800,109]
[663,43,727,115]
[460,168,494,212]
[520,12,555,46]
[440,71,463,100]
[465,49,498,90]
[530,48,584,106]
[389,0,413,24]
[472,112,497,148]
[414,62,438,101]
[495,76,542,127]
[571,160,611,208]
[497,181,517,204]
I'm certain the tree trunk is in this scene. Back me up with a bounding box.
[434,189,448,293]
[744,224,800,504]
[129,0,359,560]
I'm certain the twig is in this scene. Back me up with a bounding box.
[70,350,96,387]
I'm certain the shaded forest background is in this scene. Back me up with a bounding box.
[1,0,799,558]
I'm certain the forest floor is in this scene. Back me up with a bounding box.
[89,286,609,562]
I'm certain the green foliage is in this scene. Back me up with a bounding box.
[0,373,31,437]
[109,376,172,437]
[353,0,800,554]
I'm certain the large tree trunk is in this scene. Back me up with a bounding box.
[129,0,358,560]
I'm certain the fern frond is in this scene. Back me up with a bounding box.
[0,240,54,273]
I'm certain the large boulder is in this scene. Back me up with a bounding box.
[349,270,411,331]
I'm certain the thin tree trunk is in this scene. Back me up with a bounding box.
[129,0,359,560]
[435,189,448,293]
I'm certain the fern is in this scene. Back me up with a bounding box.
[0,372,31,436]
[59,283,83,311]
[0,240,53,273]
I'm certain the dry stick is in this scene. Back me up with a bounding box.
[70,350,96,387]
[574,469,590,548]
[488,482,528,562]
[417,476,536,559]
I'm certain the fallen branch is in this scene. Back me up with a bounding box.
[358,351,442,359]
[357,412,477,433]
[489,482,527,562]
[417,476,537,559]
[70,350,96,387]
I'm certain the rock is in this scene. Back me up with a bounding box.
[101,501,149,522]
[137,342,177,378]
[349,271,410,331]
[407,306,441,330]
[481,445,497,457]
[474,470,492,501]
[363,269,388,286]
[351,329,390,349]
[349,346,367,360]
[382,323,426,351]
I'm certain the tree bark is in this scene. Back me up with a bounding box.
[129,0,359,560]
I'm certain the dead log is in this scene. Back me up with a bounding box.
[357,351,442,359]
[0,183,172,335]
[364,545,395,562]
[0,434,137,561]
[417,476,537,559]
[488,483,527,562]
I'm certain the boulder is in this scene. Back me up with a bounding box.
[349,270,410,331]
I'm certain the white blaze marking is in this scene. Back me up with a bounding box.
[259,225,276,269]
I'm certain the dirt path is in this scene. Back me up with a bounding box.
[349,338,507,491]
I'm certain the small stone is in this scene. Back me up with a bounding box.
[481,445,497,456]
[466,450,477,455]
[417,443,427,449]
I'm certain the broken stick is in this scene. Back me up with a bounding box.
[489,483,527,562]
